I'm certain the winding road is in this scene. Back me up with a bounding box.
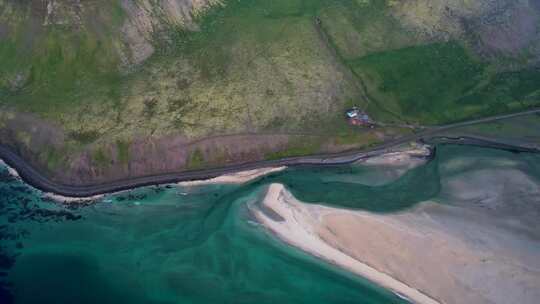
[1,108,539,198]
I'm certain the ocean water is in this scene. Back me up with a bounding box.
[1,145,539,304]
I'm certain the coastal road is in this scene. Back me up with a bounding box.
[1,108,539,197]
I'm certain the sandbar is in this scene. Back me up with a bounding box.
[254,181,540,304]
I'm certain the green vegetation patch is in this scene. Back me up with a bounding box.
[318,0,417,60]
[39,146,65,171]
[334,129,379,146]
[116,140,130,165]
[265,137,324,159]
[457,68,540,111]
[186,148,205,170]
[92,148,110,167]
[2,0,539,175]
[351,41,540,125]
[351,42,487,124]
[0,2,124,117]
[69,130,101,145]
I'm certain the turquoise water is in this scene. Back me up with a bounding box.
[1,145,539,304]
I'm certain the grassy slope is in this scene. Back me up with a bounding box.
[2,0,538,129]
[0,0,125,114]
[1,0,362,135]
[350,43,540,125]
[317,0,540,125]
[350,43,485,124]
[0,0,539,171]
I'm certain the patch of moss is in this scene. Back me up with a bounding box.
[334,130,378,146]
[92,148,110,167]
[265,137,323,160]
[116,140,130,165]
[186,148,205,169]
[39,147,64,171]
[69,130,100,145]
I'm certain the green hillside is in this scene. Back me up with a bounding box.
[0,0,539,182]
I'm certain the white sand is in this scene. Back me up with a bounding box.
[254,182,540,304]
[178,166,286,186]
[253,184,440,304]
[358,144,431,166]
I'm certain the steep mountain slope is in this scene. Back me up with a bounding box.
[392,0,540,62]
[0,0,539,184]
[0,0,220,68]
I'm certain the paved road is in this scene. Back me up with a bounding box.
[1,108,539,197]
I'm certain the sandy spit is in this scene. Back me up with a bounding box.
[253,184,440,304]
[177,166,286,186]
[358,145,431,166]
[253,177,540,304]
